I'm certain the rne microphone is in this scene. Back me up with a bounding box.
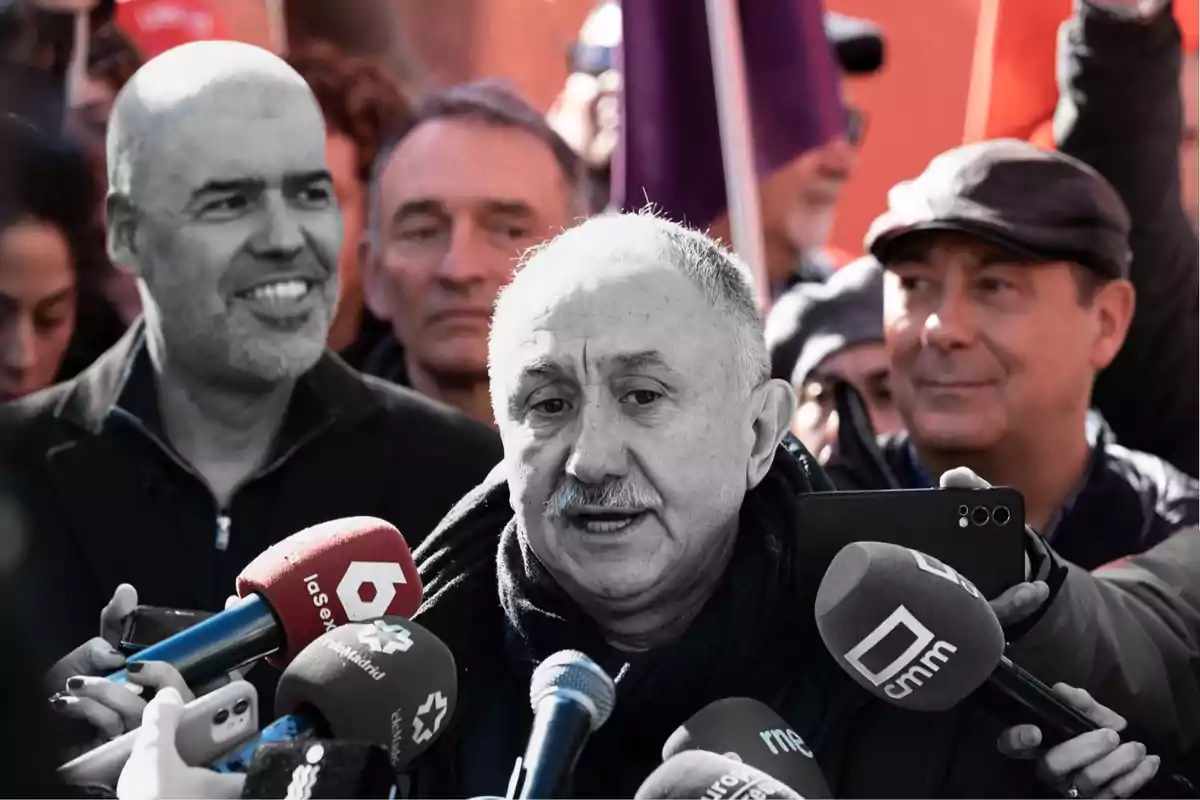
[662,698,831,798]
[211,615,457,775]
[814,541,1198,797]
[505,650,617,799]
[106,517,421,689]
[635,751,805,800]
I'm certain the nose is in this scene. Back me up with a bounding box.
[818,136,857,176]
[922,282,978,351]
[436,222,494,288]
[0,317,37,375]
[250,192,305,259]
[565,400,629,485]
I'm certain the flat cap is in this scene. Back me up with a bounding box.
[865,139,1132,279]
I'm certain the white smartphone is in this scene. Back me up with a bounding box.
[57,679,259,788]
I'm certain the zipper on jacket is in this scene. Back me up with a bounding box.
[215,513,232,551]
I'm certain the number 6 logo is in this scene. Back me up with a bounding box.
[336,561,408,621]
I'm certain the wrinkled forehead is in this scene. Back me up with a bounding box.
[492,261,726,390]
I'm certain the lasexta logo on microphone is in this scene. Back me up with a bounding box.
[842,605,958,700]
[337,561,410,621]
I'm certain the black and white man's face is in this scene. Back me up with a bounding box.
[491,255,757,608]
[131,80,342,386]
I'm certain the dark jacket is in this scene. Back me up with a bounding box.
[405,443,1053,799]
[1012,527,1200,761]
[1055,0,1199,477]
[824,384,1200,757]
[0,322,503,674]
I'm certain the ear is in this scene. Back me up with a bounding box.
[360,235,392,320]
[106,193,142,276]
[1089,278,1135,371]
[746,378,798,489]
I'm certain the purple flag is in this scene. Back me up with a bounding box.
[615,0,843,230]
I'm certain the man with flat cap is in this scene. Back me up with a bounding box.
[0,40,501,720]
[823,138,1199,755]
[765,256,898,463]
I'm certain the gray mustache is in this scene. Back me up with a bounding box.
[545,477,662,518]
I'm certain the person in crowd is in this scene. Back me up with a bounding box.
[286,40,410,368]
[824,139,1196,573]
[0,41,501,700]
[0,118,108,401]
[765,256,898,462]
[361,80,589,426]
[405,211,1162,798]
[1049,0,1199,478]
[549,6,884,290]
[65,21,147,332]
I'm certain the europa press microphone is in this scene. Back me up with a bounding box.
[505,650,617,799]
[662,698,831,798]
[636,751,805,800]
[219,615,458,797]
[90,517,421,691]
[814,541,1198,798]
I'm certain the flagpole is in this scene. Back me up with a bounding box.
[265,0,289,53]
[704,0,771,313]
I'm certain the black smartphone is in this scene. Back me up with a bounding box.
[795,487,1026,599]
[119,605,215,655]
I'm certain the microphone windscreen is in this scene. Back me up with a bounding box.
[274,616,457,770]
[239,739,395,799]
[814,541,1004,711]
[636,751,805,799]
[236,516,421,665]
[662,698,831,798]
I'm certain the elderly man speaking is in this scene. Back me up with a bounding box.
[406,212,1162,798]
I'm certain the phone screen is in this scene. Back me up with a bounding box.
[120,606,215,654]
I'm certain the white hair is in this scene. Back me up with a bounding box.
[490,210,771,393]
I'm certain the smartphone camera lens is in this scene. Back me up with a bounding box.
[992,506,1011,526]
[957,505,969,517]
[213,709,230,725]
[233,699,250,715]
[971,506,991,526]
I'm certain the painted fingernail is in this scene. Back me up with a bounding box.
[126,662,144,673]
[66,677,83,690]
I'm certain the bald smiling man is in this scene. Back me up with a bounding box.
[0,42,500,726]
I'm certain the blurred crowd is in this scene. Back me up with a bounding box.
[0,0,1197,796]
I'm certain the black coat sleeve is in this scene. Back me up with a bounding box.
[1055,0,1200,477]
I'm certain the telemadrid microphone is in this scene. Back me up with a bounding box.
[104,517,421,689]
[636,751,805,799]
[239,740,397,799]
[211,615,457,774]
[814,541,1197,797]
[505,650,617,799]
[662,698,831,798]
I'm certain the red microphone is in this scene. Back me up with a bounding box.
[107,517,421,687]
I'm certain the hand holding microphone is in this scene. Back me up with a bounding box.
[814,540,1184,798]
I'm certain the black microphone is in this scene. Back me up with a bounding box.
[814,541,1198,797]
[505,650,617,799]
[211,615,457,775]
[239,740,397,799]
[636,751,805,799]
[662,698,831,798]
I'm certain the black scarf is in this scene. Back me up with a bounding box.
[412,440,852,798]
